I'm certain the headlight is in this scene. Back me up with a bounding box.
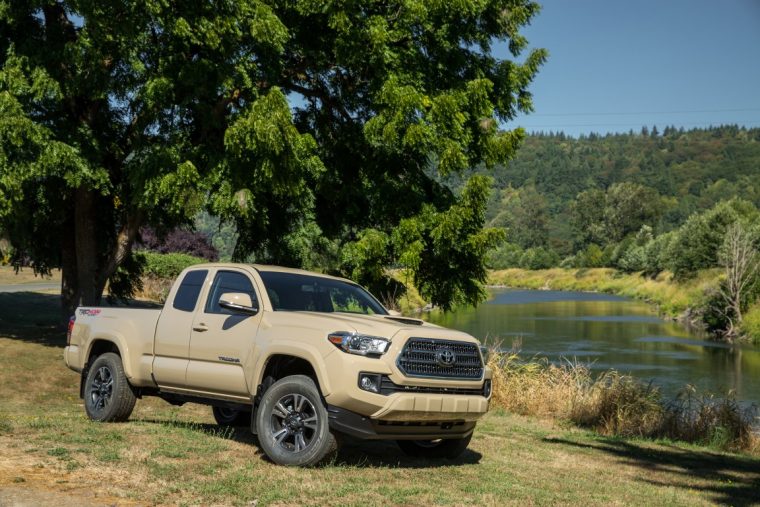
[327,331,390,357]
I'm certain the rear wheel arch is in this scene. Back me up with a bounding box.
[87,339,121,363]
[80,339,123,399]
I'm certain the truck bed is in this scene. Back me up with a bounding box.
[65,306,163,386]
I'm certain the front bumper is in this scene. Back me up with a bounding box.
[322,342,491,426]
[327,405,478,440]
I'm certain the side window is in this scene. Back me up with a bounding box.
[173,270,208,312]
[205,271,258,314]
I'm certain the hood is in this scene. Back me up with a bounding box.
[265,311,478,343]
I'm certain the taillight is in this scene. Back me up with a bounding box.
[67,315,75,346]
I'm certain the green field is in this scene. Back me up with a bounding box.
[0,266,60,286]
[0,292,758,506]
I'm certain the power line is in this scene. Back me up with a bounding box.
[516,120,760,129]
[530,107,760,117]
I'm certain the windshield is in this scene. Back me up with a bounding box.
[258,271,388,315]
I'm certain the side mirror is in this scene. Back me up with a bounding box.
[387,309,401,317]
[219,292,258,315]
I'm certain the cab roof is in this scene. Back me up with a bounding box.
[186,262,354,284]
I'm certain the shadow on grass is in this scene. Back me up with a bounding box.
[333,436,482,468]
[0,292,64,346]
[135,417,481,468]
[544,437,760,506]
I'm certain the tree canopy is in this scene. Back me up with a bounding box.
[0,0,546,317]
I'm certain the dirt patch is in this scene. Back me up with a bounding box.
[0,440,139,507]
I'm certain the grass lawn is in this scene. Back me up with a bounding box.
[0,292,758,506]
[0,266,61,285]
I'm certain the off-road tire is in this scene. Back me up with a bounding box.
[83,352,136,422]
[255,375,337,466]
[212,406,251,427]
[396,434,472,459]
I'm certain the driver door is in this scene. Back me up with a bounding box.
[185,268,263,398]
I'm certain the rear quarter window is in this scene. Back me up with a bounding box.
[173,270,208,312]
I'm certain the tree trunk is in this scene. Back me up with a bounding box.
[74,187,102,307]
[60,207,80,323]
[60,186,143,321]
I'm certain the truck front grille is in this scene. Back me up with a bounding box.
[397,338,483,380]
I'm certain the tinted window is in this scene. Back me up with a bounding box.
[173,270,208,312]
[258,271,387,315]
[205,271,258,314]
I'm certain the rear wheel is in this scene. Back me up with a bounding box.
[212,406,251,427]
[83,352,136,422]
[396,434,472,459]
[255,375,337,466]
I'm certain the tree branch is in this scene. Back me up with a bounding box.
[99,209,144,291]
[283,81,353,123]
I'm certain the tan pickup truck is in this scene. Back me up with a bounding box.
[64,264,492,466]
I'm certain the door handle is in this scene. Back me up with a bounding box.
[193,324,208,332]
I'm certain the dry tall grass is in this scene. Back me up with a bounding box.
[488,348,760,453]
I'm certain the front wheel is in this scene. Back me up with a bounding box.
[83,352,136,422]
[255,375,337,466]
[396,434,472,459]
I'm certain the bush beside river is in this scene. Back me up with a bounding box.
[487,349,759,454]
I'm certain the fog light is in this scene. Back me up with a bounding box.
[358,373,382,394]
[483,379,492,398]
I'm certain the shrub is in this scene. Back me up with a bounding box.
[141,251,206,280]
[699,286,732,334]
[616,226,655,273]
[571,371,664,437]
[138,227,219,261]
[518,247,560,270]
[487,348,759,453]
[663,387,759,452]
[618,245,647,272]
[136,252,206,302]
[642,231,676,277]
[579,243,605,268]
[486,242,523,269]
[610,236,634,268]
[559,255,578,268]
[666,199,759,279]
[740,303,760,345]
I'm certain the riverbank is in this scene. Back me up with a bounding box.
[487,268,760,345]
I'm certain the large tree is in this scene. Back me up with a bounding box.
[0,0,545,318]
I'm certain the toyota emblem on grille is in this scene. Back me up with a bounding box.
[436,348,457,367]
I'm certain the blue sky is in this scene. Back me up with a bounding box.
[503,0,760,137]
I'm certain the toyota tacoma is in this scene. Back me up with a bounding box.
[64,264,492,466]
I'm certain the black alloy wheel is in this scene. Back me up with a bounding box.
[83,352,136,422]
[255,375,337,466]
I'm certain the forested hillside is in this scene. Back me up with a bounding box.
[463,125,760,262]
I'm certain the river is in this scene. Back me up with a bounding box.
[427,289,760,405]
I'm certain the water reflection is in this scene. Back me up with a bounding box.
[427,289,760,404]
